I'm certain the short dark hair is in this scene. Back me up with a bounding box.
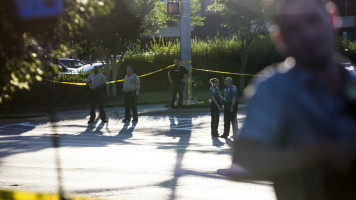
[210,78,219,84]
[270,0,329,25]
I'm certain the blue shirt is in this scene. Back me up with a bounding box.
[224,85,238,103]
[240,60,356,200]
[209,86,223,104]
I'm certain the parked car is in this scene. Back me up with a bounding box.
[58,58,85,69]
[65,62,105,75]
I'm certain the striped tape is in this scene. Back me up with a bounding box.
[192,68,260,77]
[0,190,102,200]
[52,64,258,86]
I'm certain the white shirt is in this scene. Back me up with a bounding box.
[86,73,107,90]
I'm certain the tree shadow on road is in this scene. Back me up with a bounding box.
[157,114,192,200]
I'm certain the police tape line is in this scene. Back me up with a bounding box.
[192,68,261,77]
[0,190,103,200]
[52,64,258,86]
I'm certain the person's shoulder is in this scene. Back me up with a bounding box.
[244,58,295,99]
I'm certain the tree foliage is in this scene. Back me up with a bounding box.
[0,0,112,103]
[210,0,268,89]
[145,0,205,33]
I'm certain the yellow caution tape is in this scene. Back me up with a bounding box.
[52,81,87,86]
[0,190,103,200]
[52,64,258,86]
[192,68,260,77]
[54,65,174,86]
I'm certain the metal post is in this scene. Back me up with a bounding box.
[180,0,192,104]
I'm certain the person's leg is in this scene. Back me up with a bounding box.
[170,85,177,108]
[231,104,238,138]
[223,104,231,137]
[89,91,96,122]
[98,91,107,122]
[132,92,138,121]
[177,84,184,108]
[211,104,219,136]
[124,92,131,120]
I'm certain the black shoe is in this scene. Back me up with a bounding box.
[212,134,219,137]
[220,134,229,138]
[102,119,108,123]
[132,119,138,123]
[122,119,130,123]
[88,120,94,124]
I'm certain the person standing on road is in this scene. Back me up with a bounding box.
[209,78,223,137]
[230,0,356,199]
[86,66,108,124]
[122,66,140,123]
[168,59,189,110]
[222,77,238,138]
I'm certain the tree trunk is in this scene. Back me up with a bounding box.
[239,40,249,94]
[111,55,118,96]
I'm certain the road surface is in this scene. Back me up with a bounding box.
[0,109,276,200]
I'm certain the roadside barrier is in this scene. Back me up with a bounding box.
[52,64,258,86]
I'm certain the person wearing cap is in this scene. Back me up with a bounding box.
[86,66,108,124]
[122,66,140,123]
[209,78,223,137]
[222,77,238,138]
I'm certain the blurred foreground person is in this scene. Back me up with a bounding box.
[209,78,223,137]
[222,77,238,138]
[86,66,108,124]
[232,0,356,199]
[122,66,140,123]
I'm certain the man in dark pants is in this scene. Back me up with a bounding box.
[122,66,140,123]
[222,77,238,138]
[86,66,108,124]
[168,59,189,110]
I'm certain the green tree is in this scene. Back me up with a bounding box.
[0,0,112,104]
[76,0,156,96]
[210,0,268,90]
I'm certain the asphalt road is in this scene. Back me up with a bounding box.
[0,109,276,200]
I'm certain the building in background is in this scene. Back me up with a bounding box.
[332,0,356,40]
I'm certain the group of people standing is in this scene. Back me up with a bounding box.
[86,65,140,124]
[209,77,238,138]
[85,59,239,140]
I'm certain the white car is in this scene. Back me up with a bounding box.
[65,62,105,75]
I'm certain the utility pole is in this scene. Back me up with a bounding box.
[180,0,192,104]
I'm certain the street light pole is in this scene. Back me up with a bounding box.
[180,0,192,104]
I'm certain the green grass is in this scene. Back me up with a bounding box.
[104,89,211,108]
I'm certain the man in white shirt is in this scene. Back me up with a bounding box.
[122,66,140,123]
[86,66,108,124]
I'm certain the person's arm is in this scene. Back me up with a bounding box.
[86,75,91,86]
[136,83,140,95]
[211,96,222,110]
[230,96,237,112]
[182,68,190,82]
[168,71,173,84]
